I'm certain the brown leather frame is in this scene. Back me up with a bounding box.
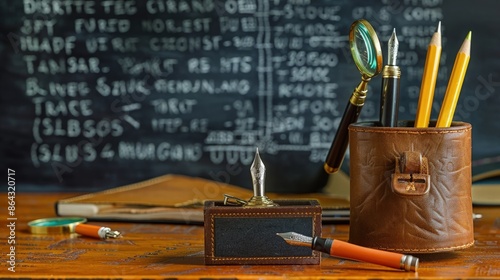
[204,200,322,265]
[348,121,474,253]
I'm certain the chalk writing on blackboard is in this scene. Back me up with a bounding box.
[8,0,499,192]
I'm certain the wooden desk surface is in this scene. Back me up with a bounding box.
[1,193,499,279]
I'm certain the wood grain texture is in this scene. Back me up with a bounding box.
[1,193,499,279]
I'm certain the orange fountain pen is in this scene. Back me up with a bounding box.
[75,224,121,239]
[277,232,418,272]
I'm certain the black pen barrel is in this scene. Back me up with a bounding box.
[379,73,400,127]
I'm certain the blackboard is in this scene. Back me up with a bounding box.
[1,0,499,193]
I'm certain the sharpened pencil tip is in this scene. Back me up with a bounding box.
[437,21,441,33]
[466,31,472,40]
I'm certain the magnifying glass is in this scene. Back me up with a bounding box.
[350,20,383,78]
[28,217,121,239]
[324,19,382,174]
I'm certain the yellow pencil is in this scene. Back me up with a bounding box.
[436,31,472,128]
[415,22,442,128]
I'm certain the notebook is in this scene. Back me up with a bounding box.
[56,174,350,224]
[472,156,500,205]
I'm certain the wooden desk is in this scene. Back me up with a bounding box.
[1,193,499,279]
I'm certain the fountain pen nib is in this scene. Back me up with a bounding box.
[246,148,278,207]
[277,232,313,247]
[250,148,266,192]
[388,28,399,66]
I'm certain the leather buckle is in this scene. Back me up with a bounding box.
[391,151,430,196]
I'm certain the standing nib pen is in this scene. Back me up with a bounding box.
[246,148,278,207]
[205,149,322,265]
[379,28,401,127]
[277,232,419,272]
[222,148,278,207]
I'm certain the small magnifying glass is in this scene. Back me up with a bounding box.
[324,19,382,174]
[28,217,87,234]
[28,217,121,239]
[350,19,383,79]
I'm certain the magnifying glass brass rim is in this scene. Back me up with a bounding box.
[28,217,87,235]
[349,19,383,78]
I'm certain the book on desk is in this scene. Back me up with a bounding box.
[55,174,350,224]
[471,156,500,206]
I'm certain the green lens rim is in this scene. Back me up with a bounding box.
[349,19,383,77]
[28,217,87,234]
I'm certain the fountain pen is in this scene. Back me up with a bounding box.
[277,232,419,272]
[379,29,401,127]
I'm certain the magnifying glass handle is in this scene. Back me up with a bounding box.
[324,98,363,173]
[324,79,369,174]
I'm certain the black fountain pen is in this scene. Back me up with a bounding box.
[379,29,401,127]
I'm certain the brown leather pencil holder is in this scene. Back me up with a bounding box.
[204,200,322,265]
[348,121,474,253]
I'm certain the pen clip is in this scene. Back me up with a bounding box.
[223,194,248,206]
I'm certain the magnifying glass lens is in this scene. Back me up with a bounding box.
[352,23,379,76]
[28,217,87,234]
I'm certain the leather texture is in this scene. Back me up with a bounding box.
[204,200,322,265]
[348,121,474,253]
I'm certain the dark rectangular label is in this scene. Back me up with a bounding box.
[213,217,313,258]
